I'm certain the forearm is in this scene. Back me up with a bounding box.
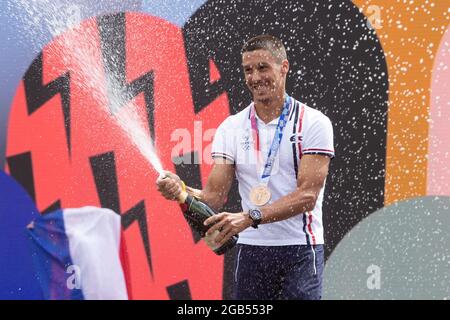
[259,188,317,224]
[182,160,235,211]
[185,186,202,199]
[185,186,227,212]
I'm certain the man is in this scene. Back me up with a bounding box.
[157,34,334,300]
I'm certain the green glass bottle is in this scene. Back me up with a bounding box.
[178,191,238,255]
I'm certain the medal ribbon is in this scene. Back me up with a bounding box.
[249,95,292,186]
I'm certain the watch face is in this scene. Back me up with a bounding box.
[250,209,262,221]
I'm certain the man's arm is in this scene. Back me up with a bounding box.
[200,158,236,211]
[259,154,330,223]
[156,158,235,211]
[204,154,331,246]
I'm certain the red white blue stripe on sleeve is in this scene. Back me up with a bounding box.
[302,148,335,159]
[211,152,235,162]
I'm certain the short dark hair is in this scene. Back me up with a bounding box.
[241,34,287,63]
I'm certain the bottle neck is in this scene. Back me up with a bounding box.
[177,190,189,204]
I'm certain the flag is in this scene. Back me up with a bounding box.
[27,206,128,300]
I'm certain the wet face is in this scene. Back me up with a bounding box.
[242,49,288,104]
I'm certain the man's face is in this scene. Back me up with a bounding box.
[242,49,288,103]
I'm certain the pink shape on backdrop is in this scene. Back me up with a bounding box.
[428,24,450,196]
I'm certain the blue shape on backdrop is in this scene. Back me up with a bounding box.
[141,0,206,26]
[0,169,43,299]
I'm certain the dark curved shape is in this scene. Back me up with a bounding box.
[183,0,389,261]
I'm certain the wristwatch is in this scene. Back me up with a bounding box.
[248,208,263,229]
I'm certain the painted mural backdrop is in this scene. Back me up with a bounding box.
[0,0,449,299]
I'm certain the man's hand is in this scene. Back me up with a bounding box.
[156,171,183,201]
[203,212,253,247]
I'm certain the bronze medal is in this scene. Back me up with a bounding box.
[249,185,271,207]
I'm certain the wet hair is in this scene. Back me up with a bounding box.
[241,34,287,63]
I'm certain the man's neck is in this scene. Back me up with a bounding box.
[254,92,286,124]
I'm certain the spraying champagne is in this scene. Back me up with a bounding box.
[157,173,238,255]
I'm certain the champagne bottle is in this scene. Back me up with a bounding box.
[177,190,238,255]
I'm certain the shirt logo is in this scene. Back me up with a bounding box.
[241,135,251,151]
[290,134,303,144]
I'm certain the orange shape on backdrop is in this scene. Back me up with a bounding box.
[353,0,450,205]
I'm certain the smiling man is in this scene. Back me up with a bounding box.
[157,35,334,300]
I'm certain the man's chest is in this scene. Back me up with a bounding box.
[234,122,301,176]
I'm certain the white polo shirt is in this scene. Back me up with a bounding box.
[211,96,334,246]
